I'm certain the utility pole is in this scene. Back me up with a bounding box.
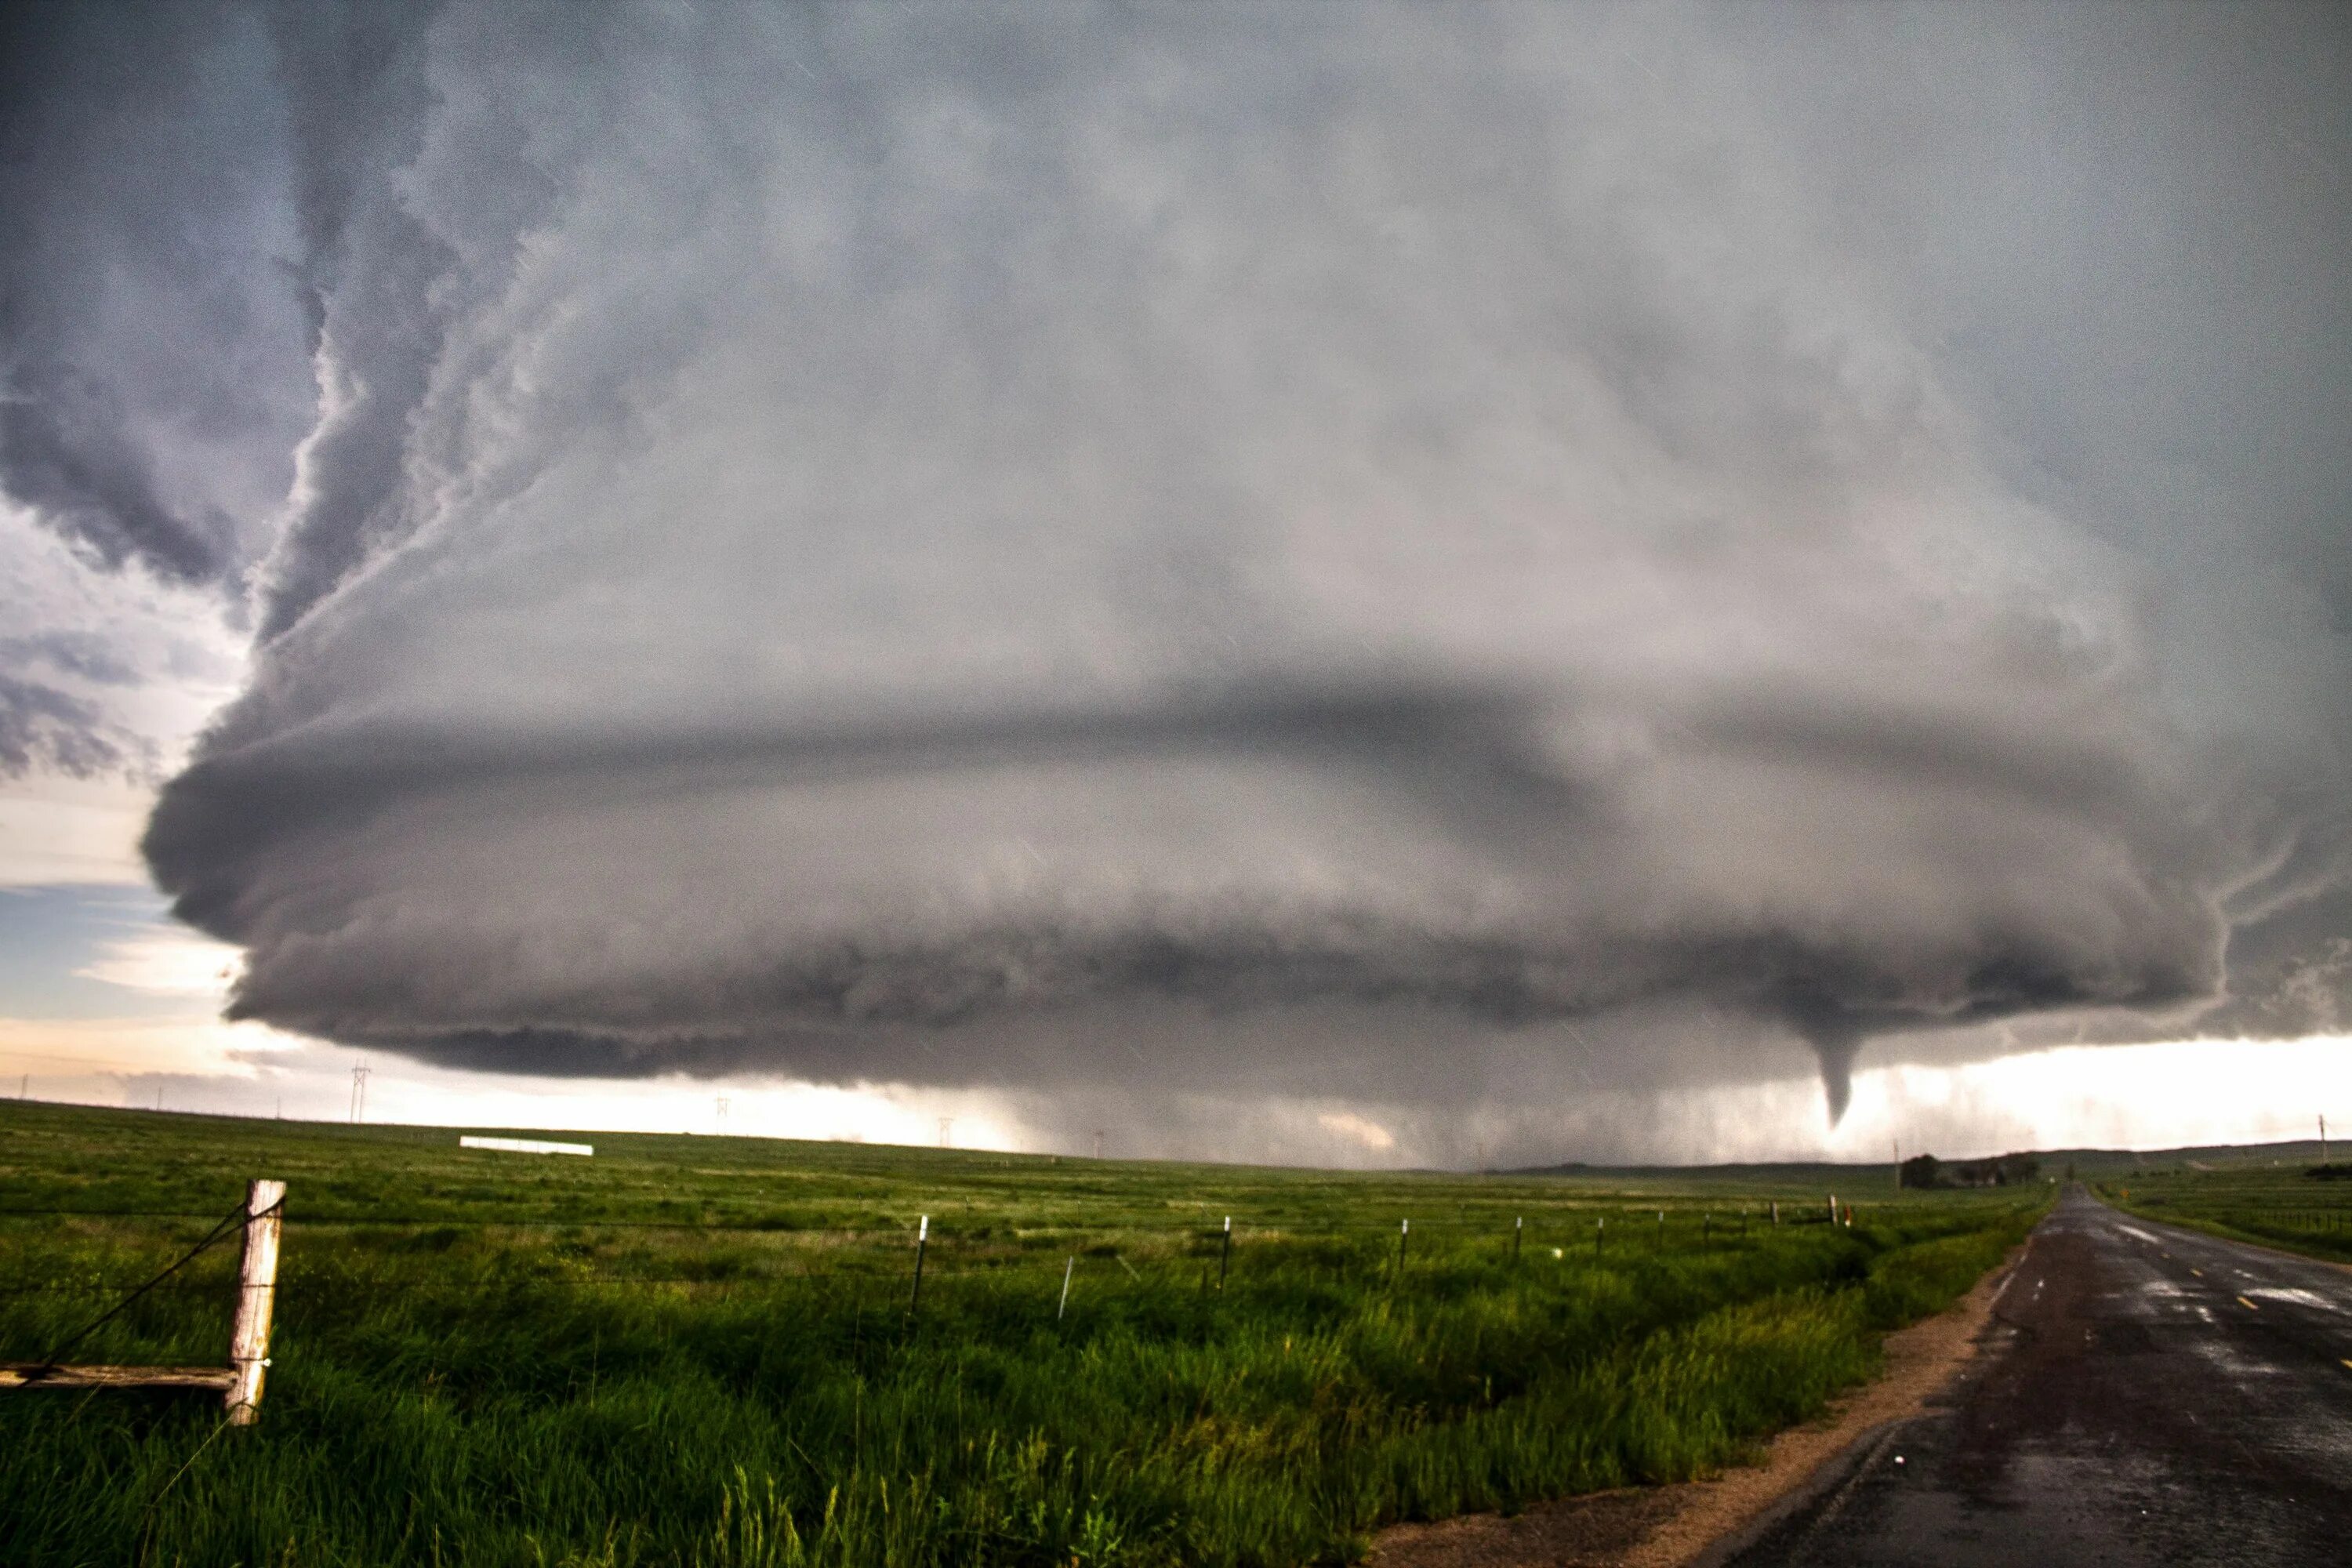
[1092,1129,1104,1160]
[2324,1114,2331,1167]
[1893,1138,1902,1192]
[938,1116,954,1149]
[349,1062,370,1124]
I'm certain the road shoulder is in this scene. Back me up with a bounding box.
[1366,1246,2024,1568]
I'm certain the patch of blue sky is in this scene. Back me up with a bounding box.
[0,884,209,1019]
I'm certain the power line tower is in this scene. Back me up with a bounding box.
[349,1062,370,1124]
[715,1095,731,1135]
[938,1116,954,1149]
[1092,1129,1104,1160]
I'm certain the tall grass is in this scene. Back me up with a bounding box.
[0,1102,2035,1567]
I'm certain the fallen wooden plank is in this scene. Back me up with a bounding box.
[1,1363,236,1391]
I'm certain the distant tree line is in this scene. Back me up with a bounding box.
[1900,1152,2041,1189]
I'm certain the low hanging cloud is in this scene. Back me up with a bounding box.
[3,1,2340,1141]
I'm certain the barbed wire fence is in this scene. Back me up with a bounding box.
[0,1189,1985,1336]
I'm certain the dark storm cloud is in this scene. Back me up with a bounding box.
[250,0,469,640]
[24,0,2331,1134]
[0,673,148,780]
[0,632,142,689]
[0,0,312,586]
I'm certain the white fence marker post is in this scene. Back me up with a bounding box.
[225,1178,285,1425]
[1058,1255,1075,1320]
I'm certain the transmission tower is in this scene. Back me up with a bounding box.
[349,1062,371,1124]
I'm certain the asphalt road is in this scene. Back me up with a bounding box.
[1727,1185,2352,1567]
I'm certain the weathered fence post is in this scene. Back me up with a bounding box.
[1595,1215,1604,1258]
[225,1178,285,1425]
[908,1214,929,1320]
[1512,1214,1523,1262]
[1218,1215,1232,1290]
[1397,1218,1409,1277]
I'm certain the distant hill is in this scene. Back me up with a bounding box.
[1510,1138,2337,1183]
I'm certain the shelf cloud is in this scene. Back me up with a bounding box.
[5,2,2345,1137]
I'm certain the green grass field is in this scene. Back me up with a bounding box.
[2096,1150,2352,1266]
[0,1100,2039,1568]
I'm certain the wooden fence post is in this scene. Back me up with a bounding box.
[908,1215,929,1321]
[225,1178,285,1426]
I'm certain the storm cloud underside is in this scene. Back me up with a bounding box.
[5,2,2347,1138]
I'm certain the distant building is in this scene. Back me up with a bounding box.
[1900,1152,2040,1189]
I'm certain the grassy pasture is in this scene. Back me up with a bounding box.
[2099,1155,2352,1266]
[0,1100,2038,1568]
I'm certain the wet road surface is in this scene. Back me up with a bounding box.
[1728,1186,2352,1566]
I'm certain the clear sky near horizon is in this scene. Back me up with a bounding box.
[2,1,2347,1167]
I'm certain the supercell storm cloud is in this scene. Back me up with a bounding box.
[5,2,2347,1127]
